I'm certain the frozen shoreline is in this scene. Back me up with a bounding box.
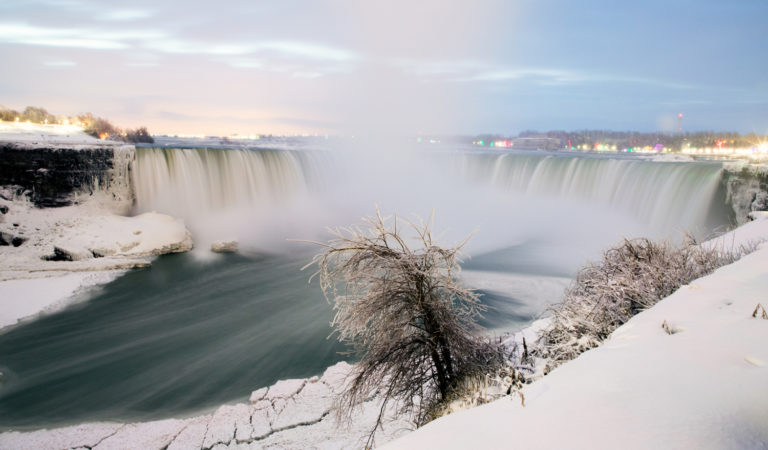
[3,215,766,449]
[0,361,413,449]
[0,123,194,331]
[0,196,193,332]
[386,213,768,449]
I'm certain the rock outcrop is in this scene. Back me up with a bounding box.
[722,164,768,225]
[0,141,134,212]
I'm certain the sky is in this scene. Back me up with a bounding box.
[0,0,766,136]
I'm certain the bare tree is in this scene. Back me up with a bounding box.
[304,209,504,446]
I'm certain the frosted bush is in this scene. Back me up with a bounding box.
[536,236,755,369]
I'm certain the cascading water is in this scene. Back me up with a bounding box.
[132,147,332,250]
[0,144,734,430]
[457,152,726,234]
[131,147,729,250]
[133,147,326,216]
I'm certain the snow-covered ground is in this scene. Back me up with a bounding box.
[386,214,768,450]
[0,122,102,145]
[0,362,413,450]
[0,123,194,332]
[3,216,766,449]
[0,198,193,332]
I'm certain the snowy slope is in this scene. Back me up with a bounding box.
[0,122,102,145]
[386,216,768,450]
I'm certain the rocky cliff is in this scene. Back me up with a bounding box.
[0,141,134,212]
[722,164,768,225]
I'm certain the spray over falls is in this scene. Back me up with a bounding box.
[133,147,729,252]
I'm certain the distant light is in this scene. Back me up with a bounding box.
[678,113,683,118]
[479,140,484,146]
[417,137,422,143]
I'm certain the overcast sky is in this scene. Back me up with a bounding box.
[0,0,766,135]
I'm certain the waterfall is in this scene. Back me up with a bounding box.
[456,153,726,233]
[133,147,326,215]
[132,147,729,251]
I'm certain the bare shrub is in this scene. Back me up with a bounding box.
[304,209,505,446]
[536,236,754,369]
[82,116,120,140]
[753,303,768,320]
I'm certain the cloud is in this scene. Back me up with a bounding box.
[124,61,160,67]
[396,58,697,91]
[461,68,584,85]
[43,60,75,66]
[97,9,154,21]
[144,38,356,62]
[292,71,322,79]
[254,41,355,62]
[0,22,163,50]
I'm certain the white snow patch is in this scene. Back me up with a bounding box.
[0,270,121,330]
[92,419,186,450]
[0,122,104,145]
[266,378,306,399]
[0,422,123,450]
[202,404,243,448]
[166,415,210,450]
[648,153,695,162]
[386,221,768,449]
[0,198,193,332]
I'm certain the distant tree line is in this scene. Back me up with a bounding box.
[516,129,766,150]
[0,105,154,143]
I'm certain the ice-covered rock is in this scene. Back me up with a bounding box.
[249,387,268,403]
[0,358,414,450]
[271,379,334,430]
[167,415,211,450]
[320,361,354,393]
[46,244,93,261]
[93,419,186,450]
[266,378,306,399]
[249,408,272,440]
[0,422,123,450]
[211,240,238,253]
[202,404,243,448]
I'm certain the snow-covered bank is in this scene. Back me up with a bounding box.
[0,122,101,145]
[0,122,194,331]
[386,215,768,449]
[0,271,123,330]
[5,218,766,449]
[0,197,192,332]
[0,362,412,449]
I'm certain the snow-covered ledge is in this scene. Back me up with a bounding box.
[385,217,768,449]
[0,199,193,332]
[0,362,412,449]
[0,123,194,332]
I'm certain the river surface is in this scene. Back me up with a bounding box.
[0,243,566,430]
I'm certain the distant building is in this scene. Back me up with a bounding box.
[512,137,561,150]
